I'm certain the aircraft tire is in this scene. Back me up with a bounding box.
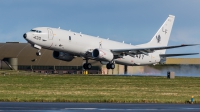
[36,52,41,56]
[110,63,115,69]
[106,63,115,69]
[83,63,92,70]
[87,63,92,69]
[106,63,111,69]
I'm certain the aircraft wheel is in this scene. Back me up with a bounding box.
[36,52,41,56]
[110,63,115,69]
[106,63,111,69]
[83,63,87,69]
[83,63,92,70]
[87,63,92,69]
[106,63,115,69]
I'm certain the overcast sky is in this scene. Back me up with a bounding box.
[0,0,199,57]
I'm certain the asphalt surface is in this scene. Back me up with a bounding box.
[0,102,200,112]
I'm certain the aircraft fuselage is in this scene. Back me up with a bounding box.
[24,27,160,66]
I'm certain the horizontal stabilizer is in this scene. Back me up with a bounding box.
[160,53,199,57]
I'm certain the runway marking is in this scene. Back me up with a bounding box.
[65,108,96,110]
[182,108,200,110]
[65,107,200,111]
[65,108,158,111]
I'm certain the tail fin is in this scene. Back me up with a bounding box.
[145,15,175,54]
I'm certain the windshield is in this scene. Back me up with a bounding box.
[30,29,42,33]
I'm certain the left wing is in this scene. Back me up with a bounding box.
[111,44,199,56]
[160,53,199,57]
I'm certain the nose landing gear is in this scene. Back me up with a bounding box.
[36,50,41,56]
[33,44,42,56]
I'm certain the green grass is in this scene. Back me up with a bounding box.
[0,70,200,103]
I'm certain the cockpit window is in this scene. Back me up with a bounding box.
[30,30,36,32]
[30,29,42,33]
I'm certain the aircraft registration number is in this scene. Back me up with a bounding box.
[33,36,41,40]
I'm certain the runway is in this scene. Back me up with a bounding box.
[0,102,200,112]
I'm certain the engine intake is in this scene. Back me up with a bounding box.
[92,48,113,61]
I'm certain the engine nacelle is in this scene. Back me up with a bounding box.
[92,48,113,61]
[100,61,109,65]
[53,51,74,61]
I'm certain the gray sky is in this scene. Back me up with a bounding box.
[0,0,199,57]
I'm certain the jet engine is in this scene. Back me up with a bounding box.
[53,51,74,61]
[92,48,113,61]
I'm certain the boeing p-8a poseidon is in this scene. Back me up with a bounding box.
[23,15,198,70]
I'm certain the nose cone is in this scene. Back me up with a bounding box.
[23,33,27,39]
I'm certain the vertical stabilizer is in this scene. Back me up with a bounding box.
[145,15,175,54]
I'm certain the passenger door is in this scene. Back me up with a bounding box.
[47,28,54,40]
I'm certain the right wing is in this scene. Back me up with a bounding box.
[111,44,199,56]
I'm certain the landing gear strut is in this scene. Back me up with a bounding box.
[33,44,42,56]
[83,59,92,70]
[106,62,115,69]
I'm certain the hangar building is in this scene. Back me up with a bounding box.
[0,42,199,74]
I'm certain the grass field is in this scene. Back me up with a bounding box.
[0,70,200,103]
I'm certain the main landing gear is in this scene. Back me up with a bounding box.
[106,62,115,69]
[83,59,92,70]
[83,63,92,69]
[82,59,115,70]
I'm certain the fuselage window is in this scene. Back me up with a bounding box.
[69,36,71,40]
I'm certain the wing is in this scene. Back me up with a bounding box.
[160,53,199,57]
[111,44,199,56]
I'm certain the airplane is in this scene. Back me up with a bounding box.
[23,15,199,70]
